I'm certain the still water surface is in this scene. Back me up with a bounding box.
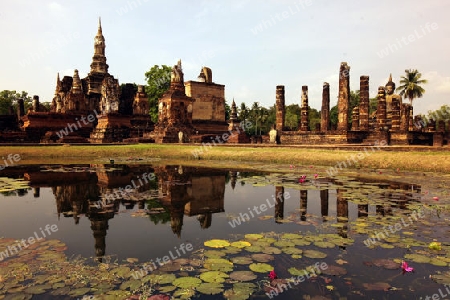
[0,164,449,299]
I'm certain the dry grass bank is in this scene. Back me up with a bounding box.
[0,144,449,173]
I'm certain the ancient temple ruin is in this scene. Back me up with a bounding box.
[276,62,448,146]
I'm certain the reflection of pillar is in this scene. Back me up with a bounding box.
[33,187,40,198]
[358,204,368,217]
[230,171,237,190]
[321,82,330,132]
[336,189,348,239]
[91,218,109,263]
[138,200,145,210]
[337,62,350,131]
[359,76,369,131]
[320,189,328,220]
[275,186,284,222]
[300,190,307,221]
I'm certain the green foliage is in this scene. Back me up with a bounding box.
[330,105,338,129]
[285,104,300,130]
[224,100,230,121]
[144,65,171,122]
[309,107,320,131]
[0,90,32,115]
[238,102,249,122]
[396,69,427,105]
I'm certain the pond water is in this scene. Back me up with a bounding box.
[0,163,450,299]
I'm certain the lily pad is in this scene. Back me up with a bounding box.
[262,246,282,255]
[372,259,400,270]
[204,258,234,272]
[204,250,226,258]
[204,239,231,248]
[172,276,202,289]
[249,263,273,273]
[314,241,335,248]
[363,282,391,291]
[231,256,253,265]
[229,271,257,282]
[404,253,431,264]
[24,284,52,295]
[196,282,224,295]
[303,249,327,259]
[231,241,252,248]
[251,253,274,262]
[244,234,263,240]
[200,271,229,283]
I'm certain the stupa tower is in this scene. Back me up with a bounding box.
[90,17,108,74]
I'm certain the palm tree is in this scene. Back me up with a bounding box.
[239,102,249,122]
[396,69,427,106]
[251,102,260,136]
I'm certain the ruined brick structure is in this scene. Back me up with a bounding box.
[275,85,285,131]
[299,86,309,132]
[337,62,350,131]
[359,76,369,131]
[320,82,330,132]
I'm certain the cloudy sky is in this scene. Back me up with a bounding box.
[0,0,448,115]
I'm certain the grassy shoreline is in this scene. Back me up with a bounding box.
[0,144,449,173]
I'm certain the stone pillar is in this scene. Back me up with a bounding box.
[337,62,350,131]
[275,86,285,131]
[17,98,25,116]
[391,98,401,131]
[321,82,330,132]
[400,104,410,132]
[351,107,359,130]
[359,76,369,131]
[300,85,309,131]
[376,87,387,130]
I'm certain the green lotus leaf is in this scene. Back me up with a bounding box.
[231,256,253,265]
[2,293,32,300]
[281,247,303,255]
[251,253,274,262]
[291,239,311,246]
[200,271,229,283]
[231,241,252,248]
[321,265,347,276]
[303,249,327,259]
[223,246,242,254]
[273,240,295,247]
[204,250,226,258]
[262,246,282,255]
[244,234,263,240]
[196,282,224,295]
[288,267,306,276]
[119,279,142,291]
[24,284,52,295]
[173,288,196,298]
[143,273,176,285]
[430,257,448,267]
[172,276,202,289]
[404,253,431,264]
[249,263,273,273]
[68,287,92,296]
[204,258,234,272]
[204,239,231,248]
[281,233,303,240]
[243,245,262,253]
[259,237,277,244]
[229,271,257,282]
[158,285,177,293]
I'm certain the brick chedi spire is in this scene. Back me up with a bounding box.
[90,17,108,74]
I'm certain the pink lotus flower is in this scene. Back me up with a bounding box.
[314,174,318,179]
[269,270,277,281]
[401,261,414,273]
[289,165,294,169]
[298,178,305,184]
[433,196,439,201]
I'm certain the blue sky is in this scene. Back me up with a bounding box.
[1,0,449,115]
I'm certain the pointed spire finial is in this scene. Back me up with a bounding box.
[389,73,392,82]
[98,17,102,30]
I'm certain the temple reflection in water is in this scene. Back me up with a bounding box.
[1,165,420,261]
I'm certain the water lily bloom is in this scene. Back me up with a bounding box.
[401,261,414,273]
[298,178,305,184]
[314,174,318,179]
[269,270,277,280]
